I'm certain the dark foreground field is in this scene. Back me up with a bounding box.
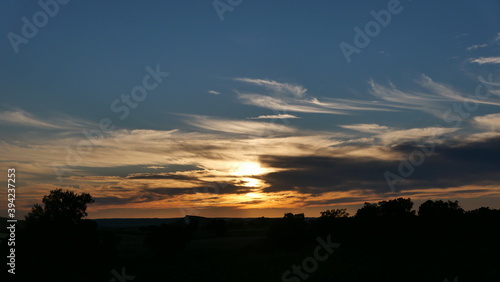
[2,200,500,282]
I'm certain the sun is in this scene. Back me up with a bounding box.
[241,177,261,187]
[230,162,265,176]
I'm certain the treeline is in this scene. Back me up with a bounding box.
[319,197,500,219]
[267,198,500,281]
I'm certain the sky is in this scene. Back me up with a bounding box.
[1,0,499,219]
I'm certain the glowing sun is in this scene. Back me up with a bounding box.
[230,162,265,176]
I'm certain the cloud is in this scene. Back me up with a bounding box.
[126,173,199,181]
[469,57,500,64]
[340,123,391,134]
[473,113,500,130]
[369,74,500,117]
[147,166,166,169]
[419,75,500,106]
[61,169,256,208]
[368,78,447,115]
[234,77,307,98]
[0,110,73,129]
[339,124,459,147]
[183,114,297,136]
[238,93,347,114]
[376,127,459,145]
[0,109,87,129]
[465,32,500,51]
[466,44,488,51]
[208,90,221,95]
[235,77,393,115]
[339,124,458,146]
[1,110,351,187]
[247,114,300,119]
[260,135,500,195]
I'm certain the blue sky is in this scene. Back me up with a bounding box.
[1,0,499,218]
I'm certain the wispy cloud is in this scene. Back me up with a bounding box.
[469,57,500,65]
[340,123,459,145]
[235,77,393,115]
[340,123,390,134]
[234,77,306,98]
[247,114,300,119]
[419,75,500,106]
[208,90,221,95]
[238,93,347,114]
[375,127,459,145]
[369,74,500,117]
[465,32,500,51]
[183,114,297,136]
[466,44,488,51]
[368,78,447,115]
[0,109,89,129]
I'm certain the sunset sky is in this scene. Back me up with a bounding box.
[1,0,499,218]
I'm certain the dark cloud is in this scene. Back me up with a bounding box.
[259,136,500,194]
[95,183,253,206]
[260,155,396,194]
[142,183,252,196]
[71,164,199,178]
[126,173,199,181]
[304,197,371,206]
[95,194,163,205]
[237,200,264,205]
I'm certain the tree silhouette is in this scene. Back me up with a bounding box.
[378,197,415,217]
[467,206,500,217]
[355,198,415,218]
[283,212,305,221]
[25,188,94,226]
[418,200,464,218]
[355,202,381,218]
[320,208,350,218]
[20,189,103,282]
